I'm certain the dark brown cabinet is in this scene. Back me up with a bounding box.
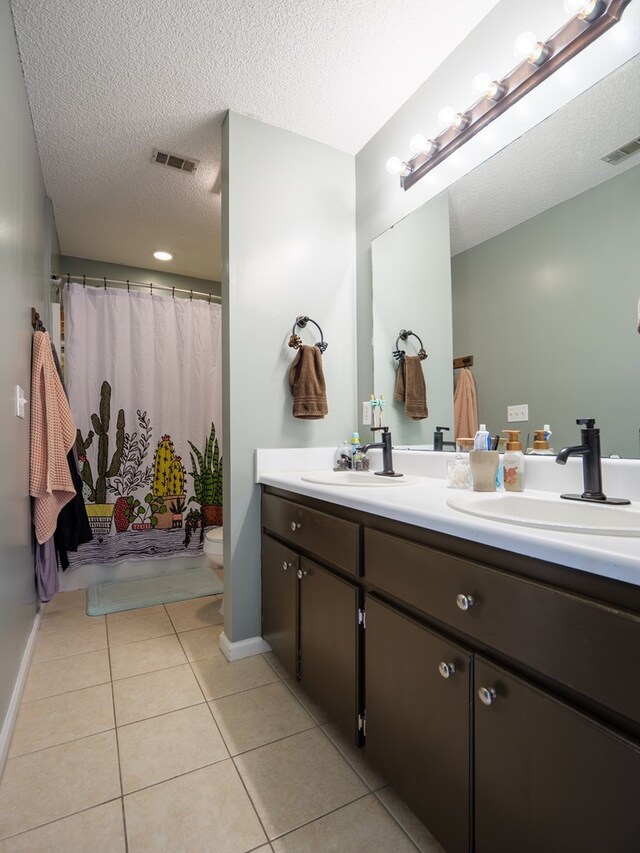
[474,657,640,853]
[299,558,360,739]
[262,486,640,853]
[365,596,471,853]
[261,534,298,679]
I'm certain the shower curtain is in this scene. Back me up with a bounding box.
[64,282,222,567]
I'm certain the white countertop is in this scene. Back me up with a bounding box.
[258,451,640,587]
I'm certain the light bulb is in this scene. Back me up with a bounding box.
[472,72,493,97]
[472,72,505,101]
[453,112,470,131]
[564,0,603,19]
[153,250,173,261]
[385,156,410,177]
[438,106,457,128]
[409,135,439,156]
[514,31,549,66]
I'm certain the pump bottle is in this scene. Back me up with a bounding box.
[502,430,525,492]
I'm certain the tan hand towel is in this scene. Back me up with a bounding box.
[454,367,478,440]
[30,331,77,544]
[289,344,328,419]
[394,355,428,419]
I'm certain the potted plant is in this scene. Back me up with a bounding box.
[169,496,186,529]
[108,410,153,532]
[183,507,204,547]
[188,422,223,526]
[127,493,167,530]
[151,435,187,529]
[75,381,124,534]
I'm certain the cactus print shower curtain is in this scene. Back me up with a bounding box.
[64,282,222,566]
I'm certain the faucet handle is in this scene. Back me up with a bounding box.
[576,418,596,429]
[371,426,389,433]
[435,426,450,433]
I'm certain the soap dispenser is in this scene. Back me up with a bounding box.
[502,430,525,492]
[527,425,554,455]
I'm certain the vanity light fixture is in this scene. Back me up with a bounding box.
[393,0,632,191]
[153,250,173,261]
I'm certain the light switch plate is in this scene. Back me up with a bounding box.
[15,385,27,419]
[362,401,372,426]
[507,404,529,423]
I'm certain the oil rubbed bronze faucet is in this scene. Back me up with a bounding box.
[555,419,630,505]
[433,426,456,452]
[361,427,403,477]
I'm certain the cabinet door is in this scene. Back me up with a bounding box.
[475,656,640,853]
[365,596,471,853]
[261,535,298,679]
[299,557,360,741]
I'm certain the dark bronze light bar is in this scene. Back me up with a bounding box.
[399,0,633,191]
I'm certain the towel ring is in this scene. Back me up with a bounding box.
[393,329,427,363]
[288,315,328,354]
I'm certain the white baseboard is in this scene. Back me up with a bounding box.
[219,631,271,662]
[0,608,42,779]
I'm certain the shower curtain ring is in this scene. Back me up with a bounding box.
[172,286,175,299]
[127,280,130,292]
[66,273,70,284]
[82,275,86,287]
[190,290,193,301]
[103,277,107,290]
[150,282,153,296]
[208,293,212,303]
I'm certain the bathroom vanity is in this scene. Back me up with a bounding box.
[260,462,640,853]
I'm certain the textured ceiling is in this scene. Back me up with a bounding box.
[10,0,498,280]
[449,53,640,256]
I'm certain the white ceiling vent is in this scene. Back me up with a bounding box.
[151,148,200,174]
[601,136,640,166]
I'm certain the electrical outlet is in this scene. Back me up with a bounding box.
[362,401,372,426]
[507,404,529,423]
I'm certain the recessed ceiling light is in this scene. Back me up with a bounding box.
[153,250,173,261]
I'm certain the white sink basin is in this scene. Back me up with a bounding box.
[301,470,418,487]
[446,492,640,536]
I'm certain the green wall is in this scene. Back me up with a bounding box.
[0,0,49,747]
[451,163,640,457]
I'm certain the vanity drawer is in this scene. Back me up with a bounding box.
[364,527,640,723]
[262,493,360,576]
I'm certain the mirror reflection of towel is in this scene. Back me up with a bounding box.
[289,345,328,419]
[394,356,428,419]
[454,367,478,439]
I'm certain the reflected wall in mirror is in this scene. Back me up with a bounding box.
[371,55,640,457]
[371,193,453,445]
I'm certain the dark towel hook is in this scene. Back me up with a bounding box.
[288,315,328,354]
[393,329,427,363]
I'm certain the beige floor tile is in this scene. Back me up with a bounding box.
[191,654,279,701]
[165,595,223,631]
[109,633,187,680]
[234,728,367,839]
[124,761,267,853]
[9,683,114,758]
[0,731,121,839]
[210,681,315,755]
[376,787,445,853]
[32,622,108,664]
[39,608,104,637]
[106,603,166,622]
[272,794,418,852]
[0,800,125,852]
[106,607,175,647]
[262,651,289,680]
[178,624,223,661]
[282,677,330,725]
[112,663,204,725]
[22,649,110,702]
[43,589,86,613]
[321,723,386,791]
[118,704,228,793]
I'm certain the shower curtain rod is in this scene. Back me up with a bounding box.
[51,273,221,302]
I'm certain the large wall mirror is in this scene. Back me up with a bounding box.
[371,54,640,457]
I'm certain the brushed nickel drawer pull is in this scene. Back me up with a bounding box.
[296,568,307,579]
[478,686,498,706]
[282,561,291,571]
[456,593,475,611]
[290,521,301,532]
[438,661,456,679]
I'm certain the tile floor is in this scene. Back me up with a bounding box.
[0,590,444,852]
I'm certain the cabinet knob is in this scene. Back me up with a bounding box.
[456,593,475,611]
[290,521,301,532]
[478,686,498,706]
[282,561,291,572]
[438,661,456,679]
[296,569,307,580]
